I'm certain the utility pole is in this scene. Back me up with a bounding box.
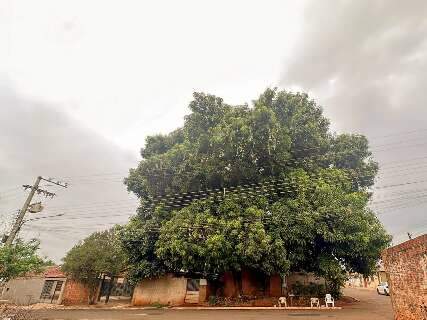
[4,176,67,246]
[5,176,42,246]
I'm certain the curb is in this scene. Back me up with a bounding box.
[172,307,342,311]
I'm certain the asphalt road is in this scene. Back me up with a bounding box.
[34,288,393,320]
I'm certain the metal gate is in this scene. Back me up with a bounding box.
[184,279,200,304]
[39,280,64,303]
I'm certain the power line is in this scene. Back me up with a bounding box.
[21,181,427,225]
[3,176,68,245]
[16,173,427,221]
[367,128,427,140]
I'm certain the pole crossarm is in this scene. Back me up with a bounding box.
[4,176,68,245]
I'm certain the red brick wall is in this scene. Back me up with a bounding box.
[221,272,239,297]
[220,270,282,297]
[382,234,427,320]
[61,279,90,305]
[241,269,259,296]
[269,274,282,297]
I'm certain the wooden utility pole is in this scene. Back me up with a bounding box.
[4,176,67,246]
[5,176,42,246]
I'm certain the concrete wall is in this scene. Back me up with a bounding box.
[1,277,44,305]
[346,273,386,289]
[382,234,427,320]
[61,279,90,305]
[132,274,187,306]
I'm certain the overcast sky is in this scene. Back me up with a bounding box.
[1,0,427,261]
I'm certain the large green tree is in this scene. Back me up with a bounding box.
[122,89,390,297]
[62,227,125,304]
[0,239,46,281]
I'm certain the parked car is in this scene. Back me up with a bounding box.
[377,282,390,295]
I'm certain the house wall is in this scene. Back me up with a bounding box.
[61,279,90,305]
[345,273,387,290]
[382,234,427,320]
[346,274,382,289]
[0,277,44,305]
[132,274,187,306]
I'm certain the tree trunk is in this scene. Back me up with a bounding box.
[88,280,101,305]
[98,274,106,301]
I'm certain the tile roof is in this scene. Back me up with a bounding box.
[43,265,66,278]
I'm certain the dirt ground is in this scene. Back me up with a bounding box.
[33,288,393,320]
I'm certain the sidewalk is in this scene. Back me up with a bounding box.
[21,303,342,311]
[173,306,342,310]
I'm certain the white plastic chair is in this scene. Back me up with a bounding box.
[325,294,334,307]
[310,297,320,308]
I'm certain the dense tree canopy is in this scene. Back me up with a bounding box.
[121,88,390,296]
[0,239,46,281]
[62,227,125,303]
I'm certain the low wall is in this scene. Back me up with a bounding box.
[61,279,90,305]
[382,234,427,320]
[269,274,282,297]
[346,273,385,289]
[132,274,187,306]
[0,277,44,305]
[221,270,282,297]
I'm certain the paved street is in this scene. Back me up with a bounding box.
[34,288,393,320]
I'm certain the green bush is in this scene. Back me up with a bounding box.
[291,281,326,297]
[150,302,168,308]
[208,296,217,306]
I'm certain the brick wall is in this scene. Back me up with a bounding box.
[241,269,261,296]
[220,270,283,297]
[221,272,239,297]
[382,234,427,320]
[61,279,90,305]
[269,274,282,297]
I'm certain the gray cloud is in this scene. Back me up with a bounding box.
[0,80,138,261]
[282,0,427,134]
[281,0,427,243]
